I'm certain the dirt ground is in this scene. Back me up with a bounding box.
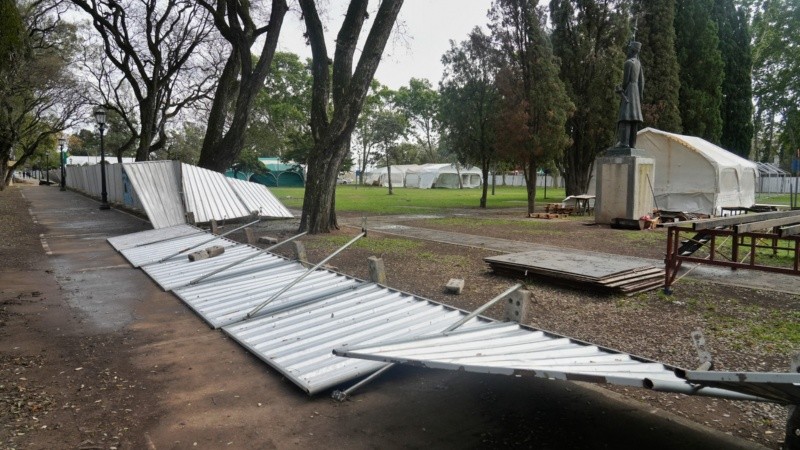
[1,183,797,449]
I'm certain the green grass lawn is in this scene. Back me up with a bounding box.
[268,184,796,215]
[269,185,567,214]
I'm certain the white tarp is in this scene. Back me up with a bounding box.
[404,163,483,189]
[635,128,758,214]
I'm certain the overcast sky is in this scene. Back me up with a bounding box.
[276,0,494,89]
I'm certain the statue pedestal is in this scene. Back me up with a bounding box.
[594,147,655,224]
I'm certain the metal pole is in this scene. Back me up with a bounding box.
[246,231,367,319]
[186,230,307,286]
[332,283,523,401]
[45,152,50,185]
[99,124,110,210]
[59,141,66,191]
[146,218,261,265]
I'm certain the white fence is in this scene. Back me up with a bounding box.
[63,164,145,211]
[487,173,565,188]
[757,176,800,194]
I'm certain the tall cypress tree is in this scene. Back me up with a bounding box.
[713,0,754,158]
[674,0,724,143]
[550,0,630,195]
[636,0,682,132]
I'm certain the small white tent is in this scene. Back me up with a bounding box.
[363,165,419,187]
[404,164,483,189]
[635,128,758,214]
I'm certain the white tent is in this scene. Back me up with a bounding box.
[635,128,758,214]
[363,165,419,187]
[404,163,483,189]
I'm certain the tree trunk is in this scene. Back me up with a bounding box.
[386,152,393,195]
[298,0,404,234]
[136,96,158,161]
[480,158,490,208]
[197,0,288,173]
[525,157,537,215]
[300,138,349,233]
[198,53,241,171]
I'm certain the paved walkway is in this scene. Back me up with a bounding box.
[340,215,800,295]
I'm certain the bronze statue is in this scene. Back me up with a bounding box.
[614,41,644,148]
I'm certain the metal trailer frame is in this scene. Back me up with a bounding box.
[664,211,800,293]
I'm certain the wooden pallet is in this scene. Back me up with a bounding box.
[530,213,567,219]
[485,250,664,295]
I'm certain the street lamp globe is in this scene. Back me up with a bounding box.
[94,106,107,127]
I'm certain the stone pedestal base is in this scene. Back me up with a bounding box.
[595,148,655,224]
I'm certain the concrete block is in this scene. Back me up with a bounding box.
[368,256,387,284]
[504,289,531,323]
[205,245,225,258]
[210,219,219,235]
[188,250,208,262]
[259,236,278,245]
[244,227,257,245]
[445,278,465,294]
[292,241,309,267]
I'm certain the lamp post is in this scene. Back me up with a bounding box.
[58,137,66,191]
[45,150,50,185]
[94,105,110,210]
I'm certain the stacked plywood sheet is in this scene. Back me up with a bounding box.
[485,250,663,295]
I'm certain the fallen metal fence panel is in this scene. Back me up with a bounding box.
[141,245,284,291]
[334,323,778,403]
[122,161,186,229]
[182,163,252,224]
[107,224,204,251]
[226,176,293,219]
[120,234,241,268]
[175,263,363,329]
[223,284,490,394]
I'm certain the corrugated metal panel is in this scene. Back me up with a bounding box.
[223,285,490,394]
[182,163,252,223]
[120,234,241,268]
[122,161,186,229]
[107,224,204,251]
[226,177,293,218]
[141,245,285,291]
[174,262,363,328]
[333,324,773,402]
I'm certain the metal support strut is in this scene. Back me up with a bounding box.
[246,231,367,319]
[142,218,261,266]
[186,230,308,287]
[331,283,523,402]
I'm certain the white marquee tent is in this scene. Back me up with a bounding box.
[404,163,483,189]
[363,164,419,187]
[635,128,758,214]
